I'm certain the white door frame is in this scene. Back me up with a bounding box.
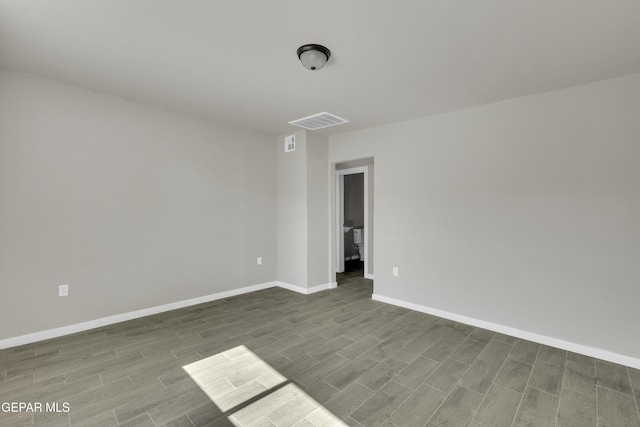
[336,166,368,275]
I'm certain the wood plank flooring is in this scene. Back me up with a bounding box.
[1,272,640,426]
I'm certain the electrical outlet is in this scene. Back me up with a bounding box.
[392,267,399,277]
[58,284,69,297]
[257,257,262,265]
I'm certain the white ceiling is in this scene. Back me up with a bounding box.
[1,1,639,136]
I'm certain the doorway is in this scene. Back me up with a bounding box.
[341,172,364,275]
[335,159,373,284]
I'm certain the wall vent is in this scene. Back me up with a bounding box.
[284,135,296,152]
[289,112,349,131]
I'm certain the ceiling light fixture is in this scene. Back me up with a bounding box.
[297,44,331,71]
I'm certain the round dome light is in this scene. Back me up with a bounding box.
[297,44,331,71]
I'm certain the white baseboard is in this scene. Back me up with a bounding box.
[372,293,640,370]
[0,281,278,350]
[0,280,342,350]
[364,273,375,280]
[276,281,335,295]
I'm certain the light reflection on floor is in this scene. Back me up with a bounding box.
[183,345,347,426]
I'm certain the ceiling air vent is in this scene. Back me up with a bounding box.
[289,112,349,131]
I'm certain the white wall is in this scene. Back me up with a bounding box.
[329,73,640,360]
[0,71,277,340]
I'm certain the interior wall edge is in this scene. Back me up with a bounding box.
[275,281,337,295]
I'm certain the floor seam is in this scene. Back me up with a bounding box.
[511,343,541,426]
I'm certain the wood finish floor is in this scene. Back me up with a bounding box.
[1,273,640,427]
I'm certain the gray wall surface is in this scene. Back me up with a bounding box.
[329,73,640,360]
[276,130,308,288]
[306,132,330,287]
[0,71,277,340]
[276,131,330,289]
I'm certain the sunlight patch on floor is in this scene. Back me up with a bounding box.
[183,345,347,426]
[229,382,346,426]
